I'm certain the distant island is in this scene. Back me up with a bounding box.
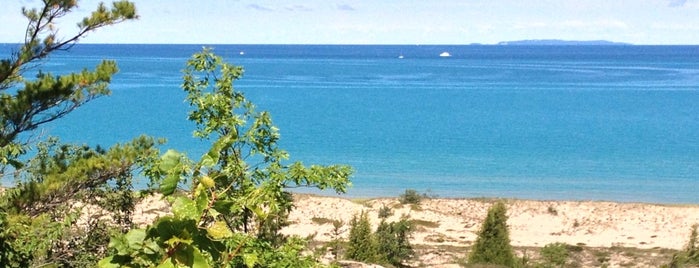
[497,39,632,46]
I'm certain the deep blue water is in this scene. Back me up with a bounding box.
[2,44,699,203]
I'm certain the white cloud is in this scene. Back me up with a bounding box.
[651,22,699,30]
[513,22,548,30]
[247,4,272,11]
[337,4,355,11]
[285,5,312,11]
[560,19,629,29]
[668,0,688,7]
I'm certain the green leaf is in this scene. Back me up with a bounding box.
[172,196,199,220]
[97,256,119,268]
[206,221,233,240]
[191,246,208,268]
[159,149,185,195]
[173,244,204,267]
[156,259,176,268]
[165,236,193,247]
[243,253,258,267]
[125,228,147,251]
[159,172,179,196]
[212,200,236,215]
[200,154,216,167]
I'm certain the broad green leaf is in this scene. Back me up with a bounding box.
[191,247,208,268]
[200,152,217,167]
[107,234,129,255]
[156,259,176,268]
[173,244,201,267]
[142,240,160,255]
[97,256,119,268]
[160,149,183,171]
[159,150,185,195]
[243,253,258,268]
[160,172,180,196]
[125,228,147,251]
[172,196,199,220]
[206,221,233,240]
[212,200,236,215]
[165,236,193,247]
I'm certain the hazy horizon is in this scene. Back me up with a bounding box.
[2,1,699,45]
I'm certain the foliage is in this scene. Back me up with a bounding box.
[99,49,352,267]
[0,2,139,267]
[0,135,159,267]
[399,189,422,205]
[345,212,414,267]
[663,224,699,268]
[346,212,376,263]
[374,218,414,266]
[327,219,345,261]
[539,242,569,267]
[378,204,393,219]
[0,0,138,172]
[468,201,516,267]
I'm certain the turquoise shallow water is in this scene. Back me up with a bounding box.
[2,44,699,203]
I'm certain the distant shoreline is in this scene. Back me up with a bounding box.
[496,39,632,46]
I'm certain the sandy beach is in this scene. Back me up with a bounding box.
[282,194,699,267]
[126,193,699,267]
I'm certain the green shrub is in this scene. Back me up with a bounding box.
[375,218,414,266]
[540,242,569,267]
[664,224,699,267]
[399,189,422,205]
[345,212,414,266]
[327,220,345,260]
[346,212,376,262]
[378,205,393,219]
[468,201,516,267]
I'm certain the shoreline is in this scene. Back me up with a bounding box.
[291,188,699,206]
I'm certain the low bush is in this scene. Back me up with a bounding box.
[399,189,422,205]
[540,242,569,267]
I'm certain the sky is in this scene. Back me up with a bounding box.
[2,0,699,45]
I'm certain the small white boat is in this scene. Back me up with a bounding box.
[439,52,451,57]
[239,51,245,55]
[398,55,404,59]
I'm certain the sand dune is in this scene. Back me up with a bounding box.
[126,193,699,267]
[284,195,699,250]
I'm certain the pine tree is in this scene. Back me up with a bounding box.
[468,201,516,267]
[375,218,414,266]
[346,212,376,262]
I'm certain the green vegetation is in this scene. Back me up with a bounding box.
[412,219,440,229]
[0,2,352,267]
[663,224,699,268]
[345,212,414,267]
[375,218,414,267]
[539,242,569,267]
[0,1,140,267]
[312,217,337,225]
[99,49,352,267]
[346,212,376,262]
[0,0,137,168]
[327,219,345,261]
[378,204,393,219]
[399,189,423,205]
[468,201,517,267]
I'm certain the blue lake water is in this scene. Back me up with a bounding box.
[2,44,699,203]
